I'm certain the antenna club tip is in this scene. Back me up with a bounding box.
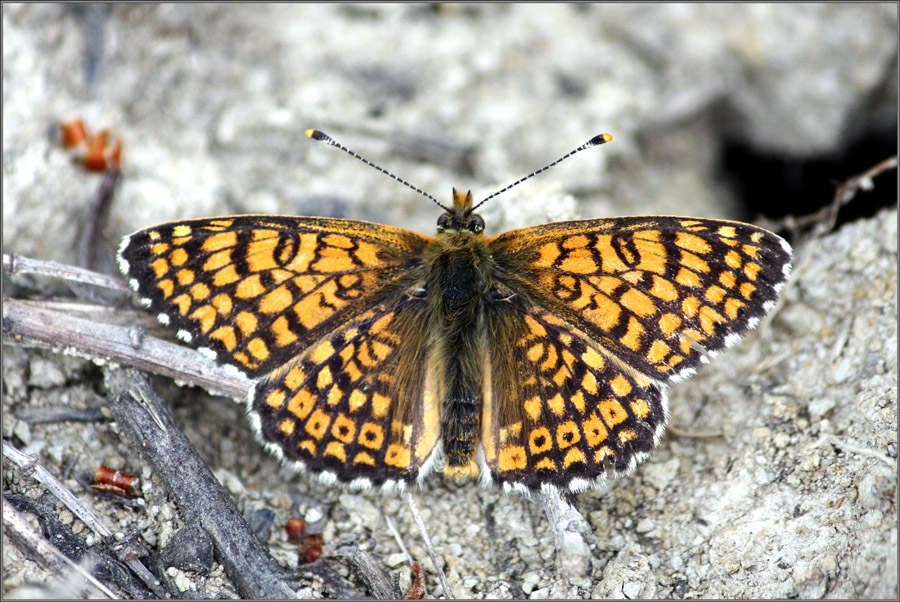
[305,129,329,141]
[590,133,613,146]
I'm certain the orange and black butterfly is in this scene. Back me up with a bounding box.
[118,130,791,496]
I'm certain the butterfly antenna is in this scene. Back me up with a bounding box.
[305,129,450,212]
[469,133,613,213]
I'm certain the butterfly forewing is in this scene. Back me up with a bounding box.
[488,216,792,384]
[118,215,430,378]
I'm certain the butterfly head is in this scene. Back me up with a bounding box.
[436,188,485,235]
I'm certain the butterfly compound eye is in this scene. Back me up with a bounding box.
[467,214,485,234]
[437,213,452,232]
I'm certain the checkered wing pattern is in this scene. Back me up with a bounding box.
[118,215,430,378]
[483,217,791,491]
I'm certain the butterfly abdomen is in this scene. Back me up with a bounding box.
[426,239,491,476]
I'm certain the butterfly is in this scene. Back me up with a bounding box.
[117,130,792,496]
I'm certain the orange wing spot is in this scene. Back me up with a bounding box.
[370,312,395,335]
[552,365,570,387]
[540,344,558,372]
[681,328,706,346]
[247,337,269,361]
[267,389,286,409]
[310,341,335,364]
[312,252,355,273]
[595,235,630,272]
[547,392,565,416]
[647,339,671,364]
[618,429,637,443]
[680,250,710,273]
[190,282,210,301]
[359,422,385,449]
[235,311,258,337]
[524,396,542,421]
[344,360,362,383]
[705,285,727,304]
[619,316,645,351]
[353,452,375,466]
[171,236,191,246]
[175,270,194,286]
[725,250,742,269]
[744,262,762,280]
[562,234,590,249]
[581,370,599,395]
[675,232,712,254]
[348,389,367,412]
[724,297,746,319]
[742,243,761,258]
[294,288,338,330]
[321,233,353,249]
[634,231,666,274]
[750,231,764,243]
[497,446,527,471]
[172,225,192,237]
[371,393,390,418]
[599,399,628,428]
[203,249,232,272]
[533,242,561,268]
[717,225,737,238]
[740,282,757,300]
[259,286,293,314]
[147,231,161,241]
[675,267,701,288]
[235,274,265,299]
[304,408,331,440]
[326,384,343,406]
[559,251,597,274]
[271,315,298,346]
[190,304,216,333]
[330,414,356,443]
[649,276,679,302]
[206,220,234,228]
[151,257,169,279]
[209,294,232,318]
[370,340,392,361]
[523,314,548,337]
[535,457,557,471]
[498,422,523,447]
[324,441,346,462]
[172,293,191,316]
[719,270,737,288]
[202,231,237,253]
[150,242,170,256]
[385,444,411,468]
[298,440,317,456]
[169,247,188,267]
[630,398,651,418]
[581,347,605,370]
[668,354,684,367]
[213,264,240,287]
[610,374,633,397]
[156,278,174,298]
[529,427,553,454]
[699,305,726,336]
[210,325,237,351]
[563,448,587,468]
[277,418,295,435]
[556,421,581,450]
[583,413,608,446]
[284,364,306,389]
[586,292,622,331]
[246,239,279,272]
[589,276,616,296]
[620,288,657,317]
[316,366,333,390]
[658,312,682,336]
[233,351,257,369]
[682,296,700,318]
